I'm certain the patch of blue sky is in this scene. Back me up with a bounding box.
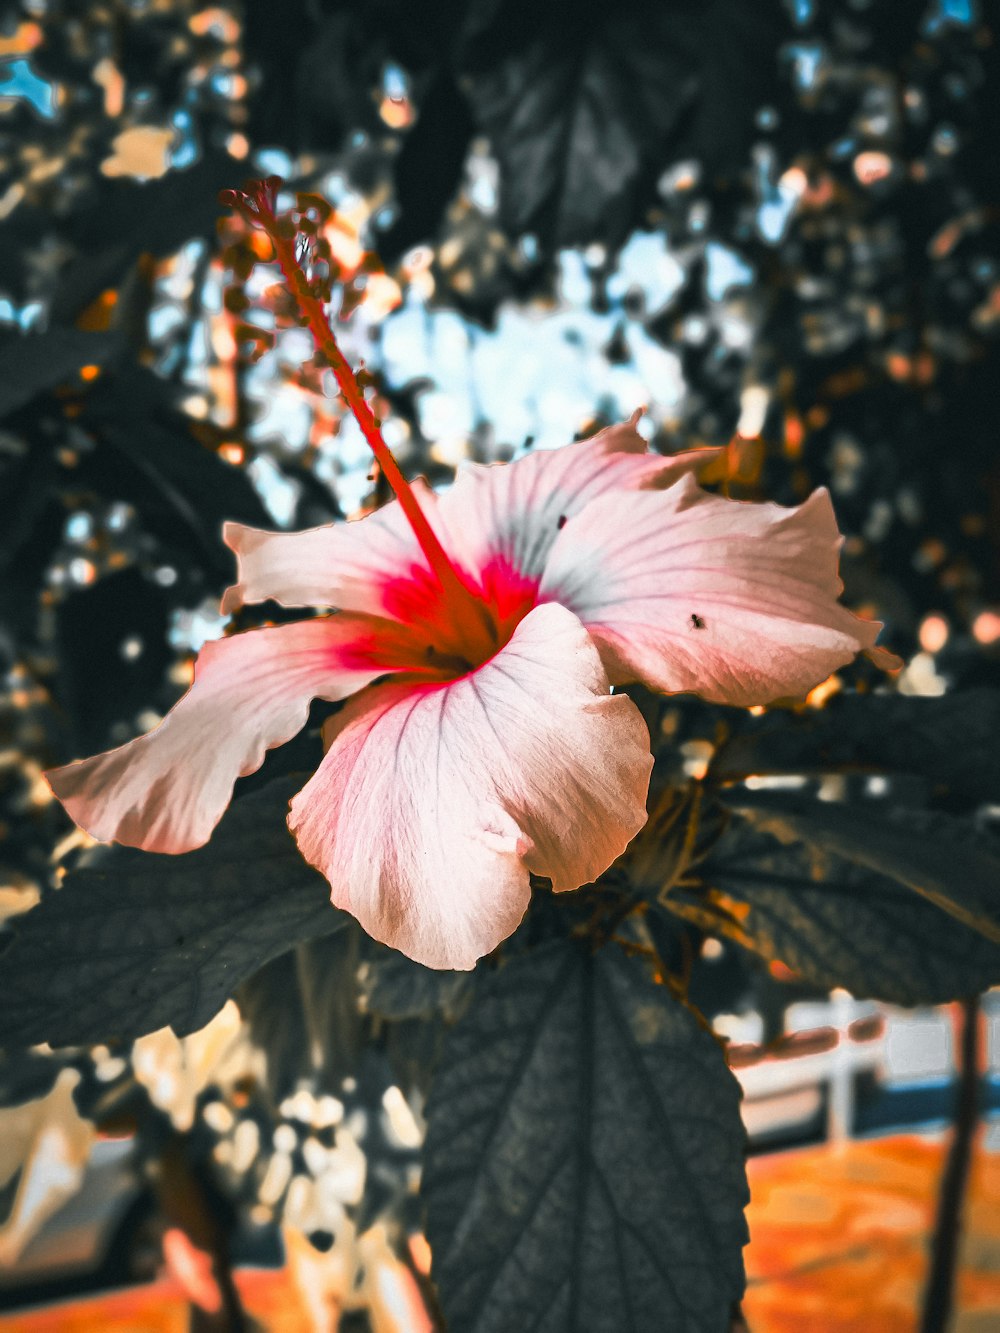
[381,303,480,443]
[924,0,976,32]
[556,250,592,306]
[633,409,655,441]
[532,395,599,450]
[705,242,754,302]
[148,303,187,342]
[169,599,227,653]
[383,63,408,100]
[606,363,653,419]
[197,263,224,316]
[324,464,368,517]
[373,203,396,231]
[310,414,372,514]
[330,413,374,471]
[790,0,815,24]
[247,455,300,525]
[757,182,800,245]
[518,234,539,262]
[473,305,617,450]
[379,263,693,458]
[320,171,352,206]
[0,297,44,330]
[626,324,685,408]
[276,328,315,368]
[466,151,498,214]
[378,295,437,384]
[417,387,475,442]
[156,239,207,305]
[169,107,199,169]
[717,309,756,352]
[182,324,208,373]
[607,231,685,313]
[254,147,294,179]
[425,308,475,385]
[462,325,535,447]
[64,512,93,543]
[828,136,857,161]
[785,42,824,92]
[0,58,56,119]
[248,383,313,452]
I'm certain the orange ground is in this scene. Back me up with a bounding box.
[2,1131,998,1332]
[0,1266,306,1333]
[743,1131,1000,1333]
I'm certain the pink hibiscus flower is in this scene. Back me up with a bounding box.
[46,418,892,969]
[46,180,895,970]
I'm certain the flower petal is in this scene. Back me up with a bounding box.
[47,617,416,854]
[437,417,723,595]
[288,603,653,970]
[221,479,446,620]
[540,474,889,706]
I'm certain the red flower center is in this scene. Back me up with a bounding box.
[374,554,540,680]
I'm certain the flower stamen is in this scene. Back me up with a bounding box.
[222,178,497,660]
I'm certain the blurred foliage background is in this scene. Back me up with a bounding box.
[1,0,1000,1327]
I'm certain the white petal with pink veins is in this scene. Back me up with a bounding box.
[47,617,420,854]
[540,474,890,706]
[221,479,453,620]
[437,418,723,595]
[288,603,653,970]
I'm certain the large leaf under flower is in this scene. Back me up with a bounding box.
[710,688,1000,807]
[0,777,345,1048]
[422,939,749,1332]
[675,810,1000,1005]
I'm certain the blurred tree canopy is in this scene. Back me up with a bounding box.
[2,1,1000,1328]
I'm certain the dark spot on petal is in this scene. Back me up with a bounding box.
[557,514,567,529]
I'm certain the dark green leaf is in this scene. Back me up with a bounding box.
[0,439,64,642]
[0,440,60,573]
[0,1048,65,1107]
[686,815,1000,1004]
[381,72,475,261]
[359,940,472,1021]
[0,776,346,1048]
[50,152,242,323]
[0,329,122,419]
[80,366,270,576]
[55,567,173,754]
[710,690,1000,806]
[723,793,1000,945]
[422,940,748,1333]
[457,0,788,252]
[384,1012,451,1100]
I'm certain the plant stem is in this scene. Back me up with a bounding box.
[918,994,982,1333]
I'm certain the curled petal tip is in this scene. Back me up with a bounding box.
[867,643,904,672]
